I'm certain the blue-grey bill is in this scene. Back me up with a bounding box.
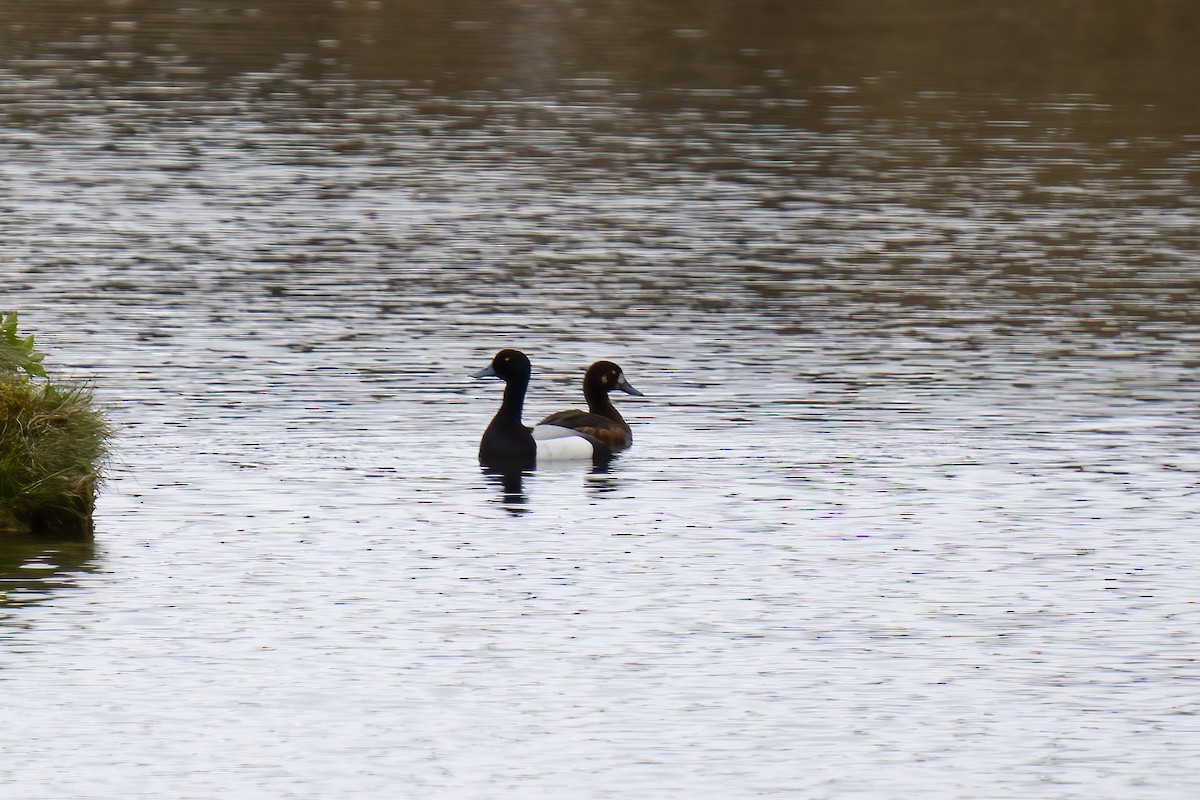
[471,364,498,379]
[618,376,644,396]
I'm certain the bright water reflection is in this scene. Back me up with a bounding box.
[2,1,1200,797]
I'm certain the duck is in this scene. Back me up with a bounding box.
[534,360,644,451]
[471,348,599,467]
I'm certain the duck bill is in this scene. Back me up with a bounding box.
[471,364,498,379]
[617,375,644,396]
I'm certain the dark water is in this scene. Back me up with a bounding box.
[3,2,1199,797]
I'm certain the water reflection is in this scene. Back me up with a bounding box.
[480,465,529,515]
[0,532,98,614]
[2,1,1198,118]
[585,456,623,498]
[482,454,627,511]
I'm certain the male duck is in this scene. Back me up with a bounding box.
[534,360,643,451]
[471,349,602,467]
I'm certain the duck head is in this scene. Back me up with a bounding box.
[472,349,532,383]
[586,360,643,397]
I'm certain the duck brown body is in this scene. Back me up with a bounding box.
[535,361,643,451]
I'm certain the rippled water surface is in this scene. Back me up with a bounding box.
[3,2,1200,797]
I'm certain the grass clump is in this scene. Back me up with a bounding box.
[1,312,110,535]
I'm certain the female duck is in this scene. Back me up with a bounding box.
[472,349,600,466]
[534,360,644,451]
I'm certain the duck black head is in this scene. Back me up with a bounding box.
[472,348,532,384]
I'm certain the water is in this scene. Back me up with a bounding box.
[3,2,1200,797]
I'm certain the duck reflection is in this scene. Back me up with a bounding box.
[481,454,626,511]
[584,454,623,498]
[0,531,98,610]
[480,465,530,515]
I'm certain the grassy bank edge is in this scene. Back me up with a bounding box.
[1,313,111,535]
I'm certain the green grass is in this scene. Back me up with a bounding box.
[1,313,110,535]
